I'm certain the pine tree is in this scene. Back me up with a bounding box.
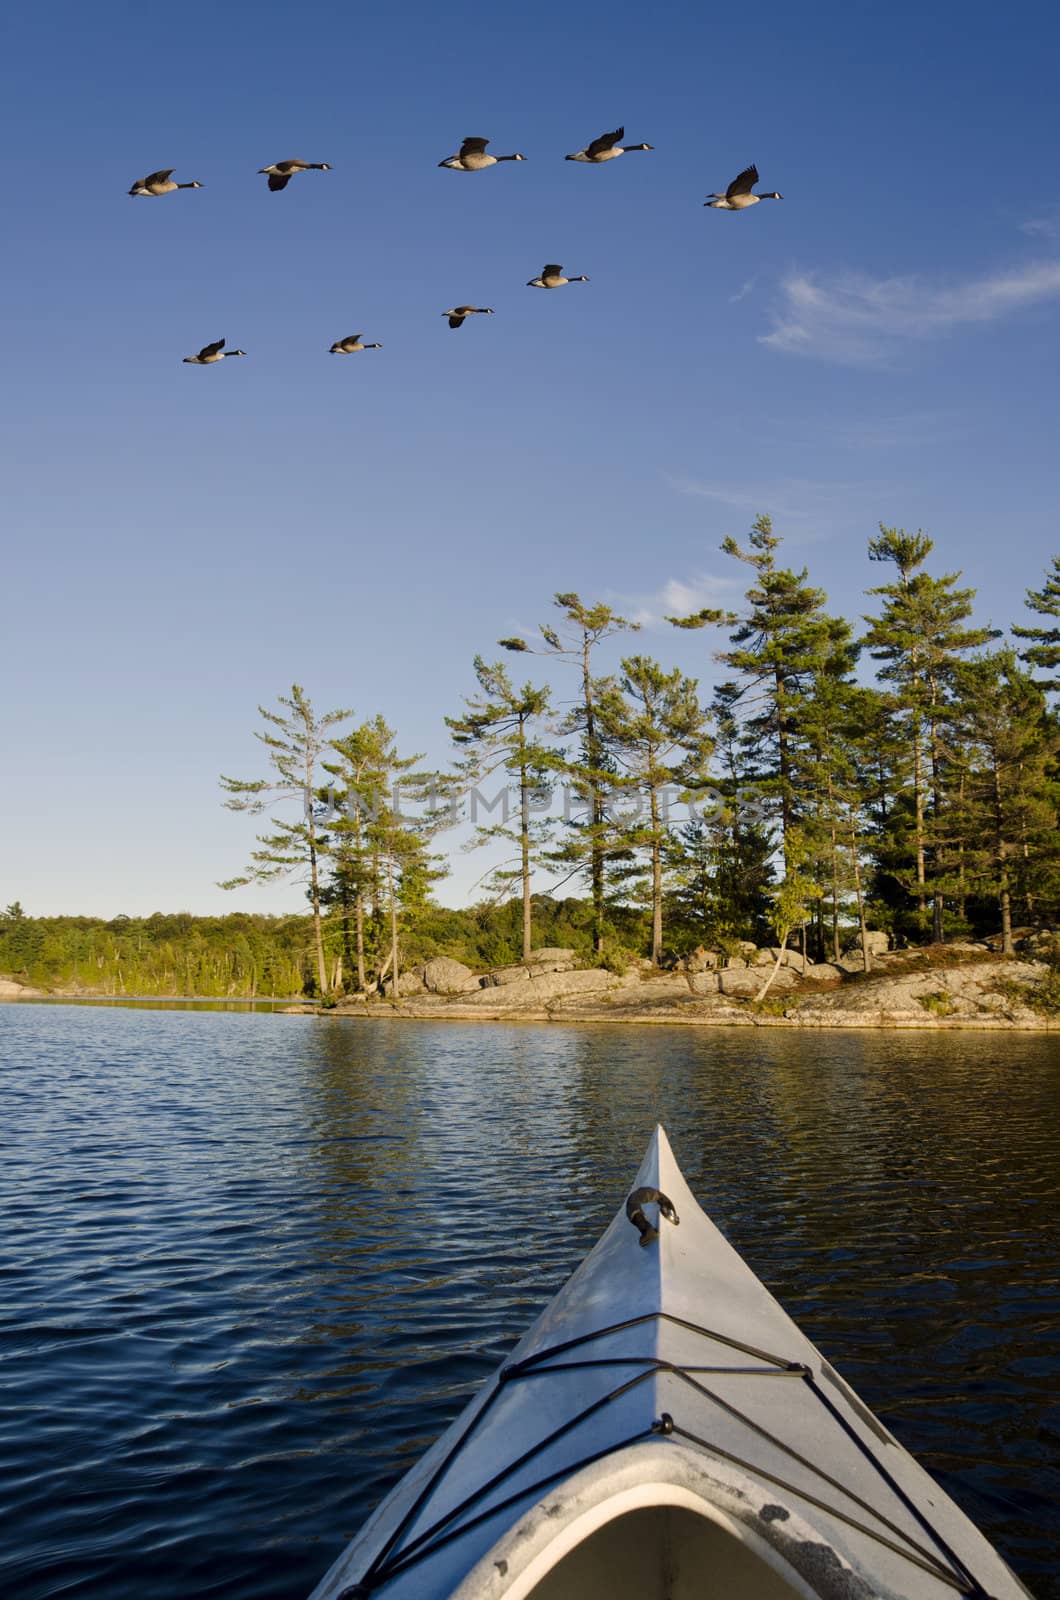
[324,719,389,992]
[598,656,713,963]
[1012,555,1060,692]
[446,658,558,961]
[670,516,853,872]
[663,705,774,950]
[500,593,638,952]
[220,685,352,999]
[863,527,998,943]
[794,672,882,966]
[955,651,1060,949]
[326,717,448,994]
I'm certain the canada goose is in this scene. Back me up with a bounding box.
[438,137,527,171]
[258,159,331,192]
[182,340,246,365]
[565,127,653,163]
[329,335,383,354]
[527,264,590,288]
[442,306,494,330]
[704,164,782,209]
[128,169,203,197]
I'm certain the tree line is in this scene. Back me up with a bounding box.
[215,527,1060,998]
[4,528,1057,999]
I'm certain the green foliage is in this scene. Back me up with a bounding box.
[600,654,713,963]
[1012,554,1060,692]
[0,911,311,996]
[917,990,955,1016]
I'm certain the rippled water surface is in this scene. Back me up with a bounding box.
[2,1006,1058,1599]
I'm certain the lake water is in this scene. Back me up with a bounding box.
[1,1005,1057,1599]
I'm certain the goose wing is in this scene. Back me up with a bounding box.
[542,265,563,278]
[267,173,291,191]
[142,169,174,186]
[198,339,225,360]
[586,127,623,158]
[726,163,759,199]
[459,137,490,157]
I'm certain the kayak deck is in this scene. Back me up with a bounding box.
[309,1127,1031,1600]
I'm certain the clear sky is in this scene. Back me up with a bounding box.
[3,0,1058,917]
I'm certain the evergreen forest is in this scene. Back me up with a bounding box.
[4,526,1058,999]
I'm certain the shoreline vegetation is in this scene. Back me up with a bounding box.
[6,531,1059,1020]
[5,931,1059,1030]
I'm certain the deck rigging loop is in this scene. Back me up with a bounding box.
[334,1314,996,1600]
[626,1186,680,1246]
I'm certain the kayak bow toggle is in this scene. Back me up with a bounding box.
[625,1185,679,1246]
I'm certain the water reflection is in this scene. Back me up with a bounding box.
[0,1007,1056,1600]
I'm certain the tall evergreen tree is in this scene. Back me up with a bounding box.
[955,650,1060,949]
[598,656,713,964]
[663,706,774,951]
[670,516,853,871]
[500,593,638,952]
[863,527,998,942]
[795,672,882,966]
[446,658,557,961]
[326,717,448,994]
[324,719,390,992]
[1012,555,1060,693]
[219,685,352,999]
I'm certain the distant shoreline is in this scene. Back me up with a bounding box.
[6,950,1055,1030]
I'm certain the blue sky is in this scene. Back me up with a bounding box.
[3,0,1059,917]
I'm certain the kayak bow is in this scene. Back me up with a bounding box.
[309,1125,1031,1600]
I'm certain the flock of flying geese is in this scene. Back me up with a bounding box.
[127,131,783,365]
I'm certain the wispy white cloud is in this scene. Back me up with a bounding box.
[761,260,1060,365]
[728,276,756,305]
[1020,210,1060,240]
[668,473,862,527]
[616,573,742,628]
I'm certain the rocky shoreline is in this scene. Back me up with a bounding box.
[310,940,1059,1031]
[5,939,1058,1029]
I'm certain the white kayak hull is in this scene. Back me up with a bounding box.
[309,1126,1032,1600]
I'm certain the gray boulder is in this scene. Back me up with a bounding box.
[769,947,815,973]
[394,969,427,996]
[491,964,532,986]
[843,930,890,956]
[463,968,617,1008]
[801,962,844,982]
[683,946,718,972]
[422,956,482,995]
[526,947,576,965]
[689,971,720,995]
[720,966,796,996]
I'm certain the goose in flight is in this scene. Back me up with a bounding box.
[442,306,494,330]
[438,137,526,171]
[565,127,652,163]
[329,334,383,354]
[527,264,589,288]
[704,164,782,209]
[129,169,203,197]
[258,159,331,192]
[182,339,246,365]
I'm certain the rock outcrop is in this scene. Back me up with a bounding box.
[422,956,482,995]
[319,944,1056,1030]
[0,976,44,999]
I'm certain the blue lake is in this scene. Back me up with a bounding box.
[1,1005,1057,1598]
